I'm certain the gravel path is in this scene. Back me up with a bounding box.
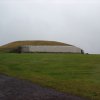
[0,75,87,100]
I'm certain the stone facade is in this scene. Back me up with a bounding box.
[19,45,84,54]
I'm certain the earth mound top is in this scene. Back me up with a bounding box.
[0,40,71,52]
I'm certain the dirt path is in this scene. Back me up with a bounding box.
[0,75,87,100]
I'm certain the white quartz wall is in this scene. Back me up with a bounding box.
[21,46,82,53]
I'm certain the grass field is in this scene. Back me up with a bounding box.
[0,53,100,100]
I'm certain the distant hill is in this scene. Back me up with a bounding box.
[0,40,71,52]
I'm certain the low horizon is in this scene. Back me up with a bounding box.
[0,39,95,54]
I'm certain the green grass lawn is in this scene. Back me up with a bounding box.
[0,53,100,100]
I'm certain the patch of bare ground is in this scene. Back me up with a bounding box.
[0,75,87,100]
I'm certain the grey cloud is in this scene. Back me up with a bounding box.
[0,0,100,53]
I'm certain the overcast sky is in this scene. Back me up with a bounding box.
[0,0,100,54]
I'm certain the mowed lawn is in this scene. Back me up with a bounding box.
[0,53,100,100]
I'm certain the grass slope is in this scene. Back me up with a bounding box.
[0,53,100,100]
[0,40,70,52]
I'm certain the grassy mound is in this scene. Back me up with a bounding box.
[0,40,71,52]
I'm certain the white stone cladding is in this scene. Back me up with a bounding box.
[21,45,83,53]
